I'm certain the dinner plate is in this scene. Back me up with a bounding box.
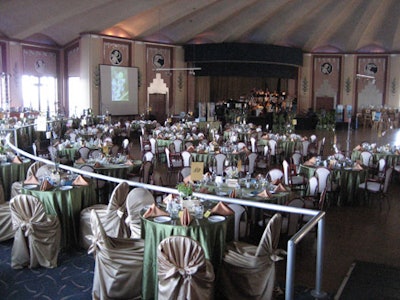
[154,216,171,223]
[216,191,228,196]
[24,184,37,190]
[244,193,255,197]
[59,186,73,191]
[208,215,225,222]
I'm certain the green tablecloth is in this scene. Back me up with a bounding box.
[258,139,302,159]
[22,185,96,248]
[141,212,234,300]
[0,159,31,202]
[351,150,400,167]
[191,151,247,168]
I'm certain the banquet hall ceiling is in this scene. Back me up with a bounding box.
[0,0,399,53]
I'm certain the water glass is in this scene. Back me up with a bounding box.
[169,203,180,219]
[194,204,204,219]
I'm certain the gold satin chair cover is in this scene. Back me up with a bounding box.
[157,236,215,300]
[0,182,14,241]
[219,213,284,300]
[10,161,45,198]
[10,194,61,269]
[125,187,155,238]
[80,181,130,249]
[88,210,144,300]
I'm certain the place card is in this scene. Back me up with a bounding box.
[226,178,238,187]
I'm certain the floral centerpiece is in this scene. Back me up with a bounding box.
[176,182,193,199]
[176,182,200,212]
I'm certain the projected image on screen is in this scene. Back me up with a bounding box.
[111,67,129,101]
[100,65,139,115]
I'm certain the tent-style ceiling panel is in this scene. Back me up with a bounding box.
[0,0,398,52]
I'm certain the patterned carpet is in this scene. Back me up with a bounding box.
[0,240,94,299]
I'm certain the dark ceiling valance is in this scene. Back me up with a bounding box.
[184,43,303,78]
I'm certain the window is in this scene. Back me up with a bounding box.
[22,75,57,115]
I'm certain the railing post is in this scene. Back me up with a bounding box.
[285,239,296,300]
[311,217,328,298]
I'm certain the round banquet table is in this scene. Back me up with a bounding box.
[191,151,247,167]
[140,209,234,300]
[351,150,400,167]
[0,159,31,202]
[21,184,96,249]
[299,164,367,206]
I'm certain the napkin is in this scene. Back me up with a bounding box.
[12,156,23,164]
[210,201,234,216]
[271,179,281,185]
[198,187,209,194]
[353,163,363,171]
[163,194,174,204]
[76,157,86,164]
[187,145,195,152]
[124,159,133,166]
[72,175,89,186]
[93,162,104,168]
[143,204,169,218]
[257,190,273,198]
[40,179,54,191]
[274,183,287,193]
[304,157,316,166]
[180,207,192,226]
[24,175,40,185]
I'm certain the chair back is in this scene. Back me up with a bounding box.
[282,160,289,185]
[90,210,144,300]
[10,194,60,268]
[315,167,330,193]
[27,161,45,178]
[140,161,153,184]
[247,152,258,175]
[214,153,226,176]
[149,137,157,155]
[78,146,90,159]
[382,167,393,193]
[268,140,277,155]
[181,150,192,167]
[126,188,155,238]
[360,151,373,167]
[89,149,102,159]
[250,137,257,153]
[142,150,154,162]
[306,176,319,197]
[302,140,310,156]
[173,139,183,153]
[267,168,284,183]
[157,236,215,300]
[179,167,192,182]
[228,204,247,241]
[256,213,282,257]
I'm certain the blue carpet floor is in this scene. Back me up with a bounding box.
[0,240,94,300]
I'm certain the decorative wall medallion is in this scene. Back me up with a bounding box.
[365,62,378,74]
[110,49,123,65]
[35,59,46,74]
[152,54,165,68]
[320,62,332,75]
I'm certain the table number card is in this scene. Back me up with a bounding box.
[191,162,204,181]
